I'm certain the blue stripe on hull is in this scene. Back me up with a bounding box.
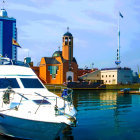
[0,114,66,140]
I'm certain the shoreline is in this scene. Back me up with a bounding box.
[45,83,140,91]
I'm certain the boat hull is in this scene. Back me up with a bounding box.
[0,113,66,140]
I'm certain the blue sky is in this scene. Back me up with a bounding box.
[3,0,140,71]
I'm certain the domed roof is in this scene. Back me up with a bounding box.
[52,51,62,57]
[0,9,8,17]
[63,32,73,37]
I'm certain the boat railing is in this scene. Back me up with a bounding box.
[46,85,66,93]
[0,87,73,116]
[46,84,73,98]
[34,89,73,115]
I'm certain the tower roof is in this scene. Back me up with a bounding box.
[63,27,73,37]
[44,57,60,64]
[0,9,8,17]
[63,32,73,37]
[52,51,62,57]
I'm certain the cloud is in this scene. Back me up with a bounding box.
[8,0,116,33]
[7,0,140,70]
[8,3,47,14]
[29,0,54,5]
[84,10,115,24]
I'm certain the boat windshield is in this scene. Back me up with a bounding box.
[0,58,12,65]
[20,78,44,88]
[12,60,29,67]
[0,58,29,67]
[0,78,20,89]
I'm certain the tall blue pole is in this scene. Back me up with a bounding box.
[118,13,121,65]
[115,12,123,66]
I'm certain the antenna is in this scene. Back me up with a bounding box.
[137,65,139,74]
[92,63,94,69]
[2,0,5,9]
[58,46,60,51]
[115,12,123,67]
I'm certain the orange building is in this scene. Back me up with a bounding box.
[39,30,78,84]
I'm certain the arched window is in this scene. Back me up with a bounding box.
[65,37,68,45]
[69,38,71,45]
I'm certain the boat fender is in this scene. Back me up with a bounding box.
[68,117,77,127]
[3,87,15,104]
[55,105,59,115]
[61,89,68,98]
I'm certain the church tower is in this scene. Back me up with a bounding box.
[62,27,73,62]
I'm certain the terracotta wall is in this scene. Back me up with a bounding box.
[47,64,62,84]
[31,66,39,77]
[62,45,69,60]
[63,61,78,82]
[39,58,47,83]
[33,57,78,84]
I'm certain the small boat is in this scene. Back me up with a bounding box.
[118,88,130,94]
[0,57,77,140]
[118,88,140,94]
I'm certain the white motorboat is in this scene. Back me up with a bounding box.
[0,57,77,140]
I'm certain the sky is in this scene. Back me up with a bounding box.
[2,0,140,71]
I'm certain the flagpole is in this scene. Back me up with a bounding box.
[115,12,121,67]
[115,12,123,66]
[118,12,120,66]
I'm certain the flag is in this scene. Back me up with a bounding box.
[61,89,68,98]
[12,38,21,48]
[119,12,123,18]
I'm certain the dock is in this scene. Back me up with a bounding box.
[118,91,140,94]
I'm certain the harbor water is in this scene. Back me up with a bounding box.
[1,90,140,140]
[59,90,140,140]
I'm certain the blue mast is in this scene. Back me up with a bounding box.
[115,12,123,66]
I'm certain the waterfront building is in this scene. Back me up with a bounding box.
[78,70,102,83]
[39,30,78,84]
[100,67,133,84]
[0,9,17,60]
[79,67,138,85]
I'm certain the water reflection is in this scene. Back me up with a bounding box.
[61,126,74,140]
[73,90,132,111]
[60,90,140,140]
[0,90,139,140]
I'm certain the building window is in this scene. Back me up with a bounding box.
[106,75,107,77]
[102,75,104,78]
[113,75,114,77]
[69,38,71,45]
[48,66,59,79]
[109,75,111,77]
[65,37,68,45]
[109,80,111,83]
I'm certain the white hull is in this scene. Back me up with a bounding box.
[0,114,66,140]
[0,58,77,139]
